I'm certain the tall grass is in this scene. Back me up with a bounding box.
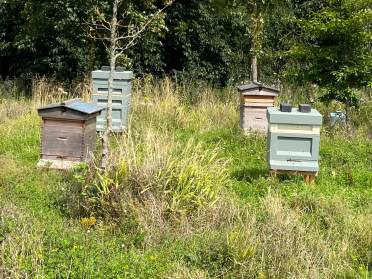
[32,76,91,105]
[175,193,371,278]
[0,77,371,277]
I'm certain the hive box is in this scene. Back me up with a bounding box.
[238,82,279,133]
[267,107,322,172]
[330,111,346,127]
[37,99,103,169]
[92,67,134,132]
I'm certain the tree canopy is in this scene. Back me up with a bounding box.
[0,0,371,105]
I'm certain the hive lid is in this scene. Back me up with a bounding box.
[92,69,134,80]
[237,81,279,96]
[267,107,322,125]
[38,99,104,115]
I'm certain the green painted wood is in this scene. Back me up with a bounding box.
[268,132,320,161]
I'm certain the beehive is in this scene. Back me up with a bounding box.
[37,99,103,169]
[330,111,346,127]
[267,105,323,173]
[92,67,133,132]
[237,82,279,133]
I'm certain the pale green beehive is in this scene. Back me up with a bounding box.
[91,67,134,132]
[267,106,322,172]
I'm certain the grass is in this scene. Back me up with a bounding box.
[0,77,371,278]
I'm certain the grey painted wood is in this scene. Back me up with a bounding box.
[91,70,133,132]
[267,106,322,172]
[267,107,322,125]
[92,70,133,80]
[268,132,320,161]
[269,159,319,172]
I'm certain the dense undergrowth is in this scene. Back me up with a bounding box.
[0,77,371,278]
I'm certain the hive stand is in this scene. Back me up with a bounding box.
[270,170,316,184]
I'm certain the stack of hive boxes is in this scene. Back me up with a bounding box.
[267,105,323,173]
[238,82,279,133]
[92,67,134,132]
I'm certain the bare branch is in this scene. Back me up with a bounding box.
[118,1,174,51]
[114,51,124,60]
[95,7,111,28]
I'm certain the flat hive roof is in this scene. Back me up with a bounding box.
[267,107,323,125]
[38,99,104,115]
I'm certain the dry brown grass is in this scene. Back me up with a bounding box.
[31,76,91,106]
[131,76,238,133]
[180,193,372,278]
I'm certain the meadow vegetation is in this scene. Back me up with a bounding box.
[0,77,371,278]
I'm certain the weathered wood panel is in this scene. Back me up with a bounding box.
[38,107,93,121]
[41,154,82,161]
[82,118,97,160]
[240,106,269,133]
[41,119,84,159]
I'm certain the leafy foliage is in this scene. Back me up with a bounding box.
[283,0,372,106]
[0,0,370,105]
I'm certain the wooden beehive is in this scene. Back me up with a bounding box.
[92,67,133,132]
[37,99,103,169]
[267,105,323,173]
[237,82,279,133]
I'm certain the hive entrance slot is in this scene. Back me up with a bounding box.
[57,137,68,141]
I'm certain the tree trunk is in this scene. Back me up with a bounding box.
[100,0,119,169]
[251,55,258,82]
[88,28,96,73]
[250,2,262,83]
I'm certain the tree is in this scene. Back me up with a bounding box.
[91,0,173,168]
[0,0,97,80]
[162,0,251,85]
[212,0,290,83]
[284,0,371,109]
[249,1,264,82]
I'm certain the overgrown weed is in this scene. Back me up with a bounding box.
[67,128,234,242]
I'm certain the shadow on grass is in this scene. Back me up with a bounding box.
[232,167,301,184]
[232,167,268,183]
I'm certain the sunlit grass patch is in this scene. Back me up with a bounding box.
[0,109,40,162]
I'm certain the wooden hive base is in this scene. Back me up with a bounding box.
[37,159,82,170]
[270,169,317,184]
